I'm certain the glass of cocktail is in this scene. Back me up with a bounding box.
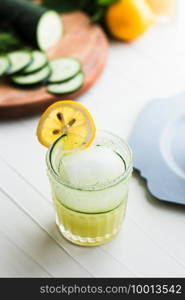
[46,130,132,246]
[37,101,132,246]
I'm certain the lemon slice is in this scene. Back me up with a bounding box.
[36,100,96,150]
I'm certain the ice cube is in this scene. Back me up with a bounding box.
[59,145,125,187]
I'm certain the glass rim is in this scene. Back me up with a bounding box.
[46,130,133,191]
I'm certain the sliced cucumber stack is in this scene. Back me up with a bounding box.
[48,72,84,94]
[48,57,81,83]
[7,50,32,75]
[11,65,51,86]
[1,46,84,93]
[22,50,47,74]
[0,55,10,77]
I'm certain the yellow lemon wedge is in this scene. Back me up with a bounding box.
[36,100,96,150]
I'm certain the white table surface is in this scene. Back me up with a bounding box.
[1,1,185,278]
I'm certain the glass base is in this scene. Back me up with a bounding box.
[54,198,127,247]
[56,216,121,246]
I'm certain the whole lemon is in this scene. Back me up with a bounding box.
[105,0,154,41]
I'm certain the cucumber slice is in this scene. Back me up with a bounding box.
[11,65,51,86]
[47,72,84,95]
[0,55,10,76]
[8,50,32,75]
[37,11,63,51]
[48,57,81,83]
[22,50,48,74]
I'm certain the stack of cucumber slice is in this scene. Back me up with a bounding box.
[0,49,84,95]
[0,55,10,76]
[48,58,84,94]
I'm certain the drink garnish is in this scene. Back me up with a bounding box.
[36,100,96,150]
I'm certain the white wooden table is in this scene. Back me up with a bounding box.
[1,1,185,278]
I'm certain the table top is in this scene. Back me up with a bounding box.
[1,1,185,278]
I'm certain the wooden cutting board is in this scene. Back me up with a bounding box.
[0,12,108,118]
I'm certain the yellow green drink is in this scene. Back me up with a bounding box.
[46,130,132,246]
